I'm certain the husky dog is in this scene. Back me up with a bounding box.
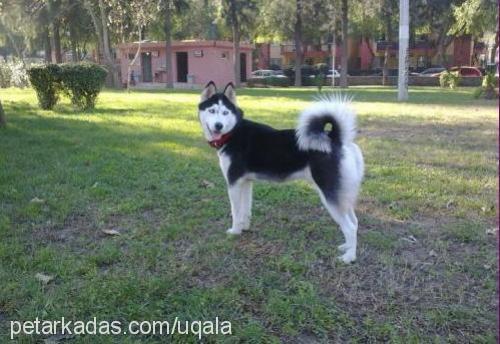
[198,81,364,263]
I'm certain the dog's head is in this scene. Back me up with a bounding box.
[198,81,242,141]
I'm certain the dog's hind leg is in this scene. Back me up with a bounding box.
[316,191,357,263]
[240,181,253,231]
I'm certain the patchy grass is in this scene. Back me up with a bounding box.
[0,86,497,343]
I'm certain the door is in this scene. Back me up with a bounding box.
[176,52,188,82]
[240,53,247,82]
[141,52,152,82]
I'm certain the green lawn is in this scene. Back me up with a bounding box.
[0,86,497,343]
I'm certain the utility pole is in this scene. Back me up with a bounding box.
[331,12,336,87]
[397,0,409,101]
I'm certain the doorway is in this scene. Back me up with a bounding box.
[240,53,247,82]
[176,52,188,82]
[141,52,152,82]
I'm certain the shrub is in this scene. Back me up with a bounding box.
[0,61,30,88]
[439,71,461,89]
[27,63,107,110]
[246,76,289,88]
[266,76,290,87]
[10,61,30,88]
[27,64,61,110]
[0,63,12,88]
[474,72,498,99]
[59,63,107,110]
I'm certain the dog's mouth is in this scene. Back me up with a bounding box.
[206,125,222,140]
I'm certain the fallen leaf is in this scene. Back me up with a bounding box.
[30,197,45,204]
[102,229,121,236]
[401,235,418,243]
[486,228,498,235]
[428,250,437,257]
[483,264,491,270]
[200,180,215,188]
[35,273,54,285]
[446,199,455,209]
[91,182,99,188]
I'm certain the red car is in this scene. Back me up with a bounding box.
[447,66,482,77]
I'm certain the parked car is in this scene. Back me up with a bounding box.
[446,66,482,77]
[410,67,445,77]
[251,70,287,78]
[371,68,399,76]
[308,69,342,78]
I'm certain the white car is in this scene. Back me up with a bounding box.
[309,69,341,78]
[327,69,341,78]
[251,70,287,78]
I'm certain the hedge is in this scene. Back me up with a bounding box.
[27,63,107,110]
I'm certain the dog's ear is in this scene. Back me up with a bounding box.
[200,81,217,102]
[223,83,236,105]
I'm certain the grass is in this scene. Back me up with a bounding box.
[0,86,497,343]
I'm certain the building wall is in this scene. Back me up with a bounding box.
[119,42,252,87]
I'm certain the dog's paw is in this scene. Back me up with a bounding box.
[338,250,356,264]
[226,227,242,235]
[337,243,350,252]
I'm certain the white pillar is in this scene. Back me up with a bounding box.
[398,0,409,101]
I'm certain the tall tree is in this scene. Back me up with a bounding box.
[449,0,498,63]
[339,0,348,88]
[159,0,189,88]
[83,0,120,87]
[221,0,257,87]
[0,100,5,127]
[293,0,303,86]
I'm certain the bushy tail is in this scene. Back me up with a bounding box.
[295,93,357,153]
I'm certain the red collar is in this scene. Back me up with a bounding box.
[208,132,233,149]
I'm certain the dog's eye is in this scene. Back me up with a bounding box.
[208,109,215,114]
[222,111,229,116]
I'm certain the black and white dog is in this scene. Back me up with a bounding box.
[198,82,364,263]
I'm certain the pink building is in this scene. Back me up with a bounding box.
[117,40,253,88]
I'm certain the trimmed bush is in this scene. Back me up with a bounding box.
[27,64,61,110]
[439,71,461,89]
[59,63,107,110]
[28,63,107,110]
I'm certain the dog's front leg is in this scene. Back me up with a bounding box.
[227,181,246,235]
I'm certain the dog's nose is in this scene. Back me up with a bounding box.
[214,122,223,131]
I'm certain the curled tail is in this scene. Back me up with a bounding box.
[295,94,357,153]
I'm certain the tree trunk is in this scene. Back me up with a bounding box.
[51,20,62,63]
[233,27,241,87]
[127,28,142,91]
[382,10,392,86]
[69,23,79,62]
[164,2,174,88]
[331,26,336,87]
[44,28,52,63]
[339,0,348,88]
[490,17,499,64]
[294,0,303,87]
[98,0,119,87]
[0,100,6,127]
[84,0,104,64]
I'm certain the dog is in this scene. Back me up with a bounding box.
[198,81,364,263]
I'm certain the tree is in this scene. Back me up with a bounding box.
[450,0,498,63]
[0,100,5,127]
[293,0,303,86]
[221,0,257,88]
[83,0,120,87]
[339,0,348,88]
[158,0,189,88]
